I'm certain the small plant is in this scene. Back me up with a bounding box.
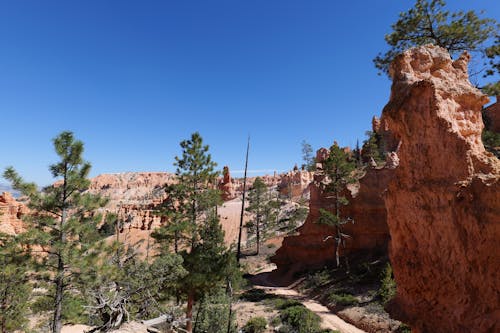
[243,316,267,333]
[379,263,397,305]
[267,297,303,310]
[278,305,322,333]
[240,289,276,302]
[396,323,412,333]
[328,292,358,306]
[305,269,332,289]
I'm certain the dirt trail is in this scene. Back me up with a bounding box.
[251,268,366,333]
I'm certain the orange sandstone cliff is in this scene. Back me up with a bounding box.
[382,45,500,333]
[271,148,393,273]
[0,192,26,235]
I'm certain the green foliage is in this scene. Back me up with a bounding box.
[482,36,500,95]
[278,305,322,333]
[243,316,267,333]
[482,130,500,158]
[31,292,87,324]
[362,131,385,164]
[0,233,31,333]
[3,131,108,333]
[379,264,397,305]
[373,0,498,86]
[396,323,412,333]
[305,269,332,289]
[328,293,358,306]
[193,289,236,333]
[301,140,316,171]
[152,132,239,332]
[153,132,221,254]
[82,240,187,330]
[240,289,276,302]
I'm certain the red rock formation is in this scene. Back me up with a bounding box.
[272,149,393,272]
[87,172,174,231]
[218,166,236,201]
[0,192,26,235]
[277,169,314,199]
[382,45,500,333]
[484,96,500,132]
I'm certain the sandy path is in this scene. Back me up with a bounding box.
[264,287,366,333]
[218,198,248,246]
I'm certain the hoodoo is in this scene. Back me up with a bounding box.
[381,45,499,333]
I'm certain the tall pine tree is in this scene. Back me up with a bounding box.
[3,131,108,333]
[153,132,236,333]
[317,142,357,268]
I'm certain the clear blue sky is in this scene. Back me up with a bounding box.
[1,0,498,185]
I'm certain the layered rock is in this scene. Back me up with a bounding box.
[218,166,236,201]
[0,192,26,235]
[87,172,175,231]
[277,169,314,199]
[272,149,393,273]
[381,45,499,333]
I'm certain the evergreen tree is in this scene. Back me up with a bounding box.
[316,143,357,268]
[0,232,31,333]
[362,131,385,164]
[246,177,267,255]
[153,132,237,333]
[373,0,498,90]
[483,36,500,96]
[3,131,108,333]
[301,140,315,171]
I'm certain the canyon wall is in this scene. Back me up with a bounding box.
[88,172,175,231]
[0,192,26,235]
[272,149,393,273]
[382,45,499,333]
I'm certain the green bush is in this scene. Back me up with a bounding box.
[379,263,397,305]
[278,305,322,333]
[31,292,87,324]
[305,269,331,289]
[243,316,267,333]
[194,290,237,333]
[328,292,358,306]
[266,297,302,310]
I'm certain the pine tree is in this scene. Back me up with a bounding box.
[153,132,236,333]
[3,131,108,333]
[301,140,315,171]
[317,142,357,268]
[373,0,498,91]
[362,131,385,165]
[246,177,267,255]
[0,232,31,333]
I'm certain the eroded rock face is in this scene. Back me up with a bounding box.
[87,172,175,231]
[382,45,500,333]
[218,166,236,201]
[272,149,392,273]
[277,169,314,199]
[0,192,26,235]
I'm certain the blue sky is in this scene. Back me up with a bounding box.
[0,0,498,185]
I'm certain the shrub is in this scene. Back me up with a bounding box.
[243,316,267,333]
[328,292,358,306]
[279,305,321,333]
[379,263,397,305]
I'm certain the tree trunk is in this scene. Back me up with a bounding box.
[186,291,195,333]
[237,136,250,263]
[52,266,64,333]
